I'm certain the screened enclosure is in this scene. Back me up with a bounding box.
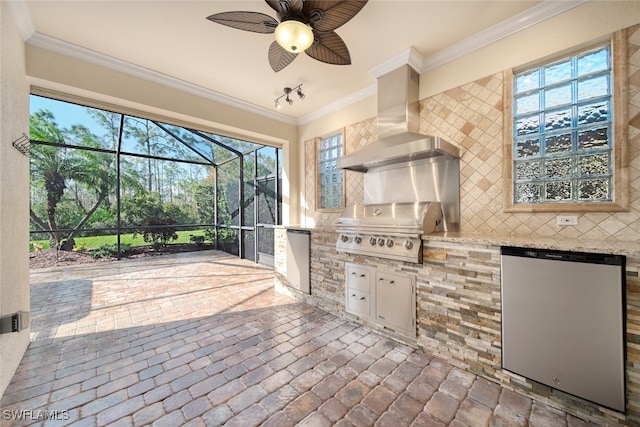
[29,95,281,265]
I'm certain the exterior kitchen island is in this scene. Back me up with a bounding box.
[274,226,640,426]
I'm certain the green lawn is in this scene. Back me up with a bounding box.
[30,230,208,252]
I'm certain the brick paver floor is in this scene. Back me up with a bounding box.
[1,250,593,426]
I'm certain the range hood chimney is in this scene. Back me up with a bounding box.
[338,50,459,172]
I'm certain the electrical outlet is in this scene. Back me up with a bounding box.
[556,215,578,226]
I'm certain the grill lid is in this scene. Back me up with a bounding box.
[337,202,443,234]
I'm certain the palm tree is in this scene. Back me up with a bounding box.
[63,124,117,239]
[29,111,79,245]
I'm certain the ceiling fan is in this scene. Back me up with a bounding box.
[206,0,368,72]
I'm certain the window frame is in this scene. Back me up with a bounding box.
[503,31,629,212]
[315,129,346,212]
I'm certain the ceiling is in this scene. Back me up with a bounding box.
[16,0,573,124]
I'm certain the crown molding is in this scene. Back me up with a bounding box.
[297,83,376,125]
[368,46,424,78]
[26,32,298,126]
[7,0,35,42]
[421,0,589,72]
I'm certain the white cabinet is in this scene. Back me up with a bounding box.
[345,264,373,318]
[345,263,416,337]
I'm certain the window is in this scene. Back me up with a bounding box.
[505,35,628,212]
[317,131,345,210]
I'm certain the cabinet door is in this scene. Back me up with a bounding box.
[346,289,370,317]
[375,271,415,335]
[346,264,372,292]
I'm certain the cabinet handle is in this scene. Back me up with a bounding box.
[360,296,366,301]
[360,274,366,278]
[379,278,395,284]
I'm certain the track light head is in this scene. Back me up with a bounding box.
[274,84,305,109]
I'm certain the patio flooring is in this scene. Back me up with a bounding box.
[0,250,592,426]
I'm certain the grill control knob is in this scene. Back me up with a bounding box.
[354,236,362,244]
[386,239,394,247]
[341,235,349,243]
[369,237,377,246]
[404,240,414,250]
[377,238,385,247]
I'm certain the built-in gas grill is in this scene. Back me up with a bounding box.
[336,202,443,263]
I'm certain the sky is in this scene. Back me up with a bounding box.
[29,94,279,165]
[31,95,97,130]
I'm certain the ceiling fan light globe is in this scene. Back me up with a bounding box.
[274,20,314,53]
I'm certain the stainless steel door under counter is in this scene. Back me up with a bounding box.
[286,229,310,294]
[501,246,625,412]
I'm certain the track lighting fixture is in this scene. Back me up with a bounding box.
[274,84,305,109]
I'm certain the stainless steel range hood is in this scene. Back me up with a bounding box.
[337,64,459,173]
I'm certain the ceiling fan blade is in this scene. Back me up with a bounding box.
[305,31,351,65]
[265,0,303,18]
[268,41,298,72]
[206,11,278,34]
[302,0,368,32]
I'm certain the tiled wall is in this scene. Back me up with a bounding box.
[303,119,376,228]
[304,25,640,242]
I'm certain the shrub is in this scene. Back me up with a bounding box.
[190,235,205,246]
[31,242,45,252]
[138,217,178,250]
[91,243,131,259]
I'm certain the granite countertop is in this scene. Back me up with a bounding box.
[424,232,640,258]
[278,225,640,258]
[276,225,315,231]
[277,225,334,232]
[276,225,640,258]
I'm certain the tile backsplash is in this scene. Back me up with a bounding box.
[305,24,640,242]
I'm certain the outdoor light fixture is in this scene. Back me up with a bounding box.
[274,20,314,53]
[275,84,305,109]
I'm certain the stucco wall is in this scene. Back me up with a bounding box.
[0,2,31,397]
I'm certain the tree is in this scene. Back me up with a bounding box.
[124,118,168,193]
[29,111,80,244]
[122,192,179,250]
